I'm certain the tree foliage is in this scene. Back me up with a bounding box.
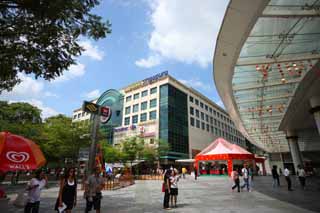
[100,141,123,163]
[121,137,145,164]
[0,0,111,92]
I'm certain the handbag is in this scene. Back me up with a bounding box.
[162,182,165,192]
[13,190,28,208]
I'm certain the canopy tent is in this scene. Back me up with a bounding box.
[195,138,264,176]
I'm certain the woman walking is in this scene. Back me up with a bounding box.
[170,169,180,208]
[163,169,171,210]
[55,168,77,213]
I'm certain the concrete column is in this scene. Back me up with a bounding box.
[286,130,303,173]
[310,96,320,135]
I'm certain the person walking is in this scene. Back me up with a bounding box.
[163,169,171,210]
[182,167,187,179]
[84,167,105,213]
[271,165,280,188]
[55,168,77,212]
[194,167,198,180]
[231,167,240,192]
[241,165,250,192]
[297,165,306,190]
[170,169,180,208]
[24,170,48,213]
[284,168,293,191]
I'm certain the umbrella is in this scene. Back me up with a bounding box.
[0,132,46,172]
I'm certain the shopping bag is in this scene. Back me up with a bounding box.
[162,183,165,192]
[13,190,28,208]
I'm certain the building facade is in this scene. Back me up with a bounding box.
[72,72,246,161]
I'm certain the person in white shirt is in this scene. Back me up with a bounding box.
[170,169,180,208]
[25,170,48,213]
[283,168,292,191]
[297,165,306,190]
[240,165,250,192]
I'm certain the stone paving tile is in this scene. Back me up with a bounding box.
[4,176,318,213]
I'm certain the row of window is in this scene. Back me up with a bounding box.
[124,110,157,125]
[125,99,157,115]
[189,96,232,124]
[73,111,89,119]
[190,107,239,135]
[190,117,243,142]
[125,87,158,102]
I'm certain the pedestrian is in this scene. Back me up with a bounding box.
[231,167,240,192]
[241,164,250,191]
[55,168,77,213]
[163,169,171,210]
[248,166,253,189]
[170,169,180,208]
[271,165,280,188]
[24,170,48,213]
[182,167,187,179]
[284,167,293,191]
[194,167,198,180]
[84,167,105,213]
[297,165,306,190]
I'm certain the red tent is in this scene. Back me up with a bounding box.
[195,138,259,176]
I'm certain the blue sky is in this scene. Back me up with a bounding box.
[1,0,229,118]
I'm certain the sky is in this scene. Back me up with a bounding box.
[0,0,229,118]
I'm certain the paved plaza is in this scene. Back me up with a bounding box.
[4,175,320,213]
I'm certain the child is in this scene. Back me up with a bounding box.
[170,169,180,208]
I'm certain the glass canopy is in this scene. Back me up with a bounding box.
[232,0,320,152]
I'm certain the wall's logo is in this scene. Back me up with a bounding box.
[6,151,30,163]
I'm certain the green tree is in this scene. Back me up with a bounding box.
[100,141,122,163]
[0,101,43,140]
[142,146,157,167]
[0,0,111,92]
[121,137,145,170]
[40,115,90,162]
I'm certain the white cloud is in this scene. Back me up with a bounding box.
[135,54,161,68]
[137,0,228,68]
[179,78,211,91]
[53,63,86,83]
[79,40,105,61]
[44,91,59,98]
[83,89,100,100]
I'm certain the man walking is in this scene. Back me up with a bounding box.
[272,165,280,188]
[241,164,250,192]
[284,167,293,191]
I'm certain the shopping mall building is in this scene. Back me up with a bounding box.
[72,72,247,161]
[214,0,320,173]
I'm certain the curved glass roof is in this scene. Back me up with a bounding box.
[232,0,320,152]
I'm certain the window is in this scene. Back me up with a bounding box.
[141,101,147,111]
[141,90,148,97]
[211,126,214,133]
[214,119,217,125]
[77,113,81,118]
[133,104,139,113]
[150,98,157,108]
[205,105,208,111]
[206,114,209,122]
[195,109,199,118]
[73,115,77,119]
[126,96,132,102]
[195,99,199,105]
[190,117,195,126]
[210,117,213,124]
[150,138,154,144]
[209,108,212,113]
[190,107,194,115]
[201,122,205,130]
[125,106,131,115]
[189,96,194,102]
[200,102,204,108]
[150,87,157,94]
[206,124,209,132]
[134,93,139,100]
[124,117,130,125]
[214,110,217,116]
[132,115,138,124]
[201,112,204,120]
[140,113,147,122]
[149,110,157,120]
[196,119,200,128]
